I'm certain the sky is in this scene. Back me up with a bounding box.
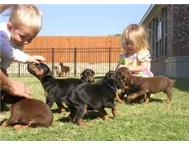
[0,4,150,36]
[37,4,150,36]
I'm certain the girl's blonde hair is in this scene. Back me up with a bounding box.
[122,24,149,52]
[0,4,42,35]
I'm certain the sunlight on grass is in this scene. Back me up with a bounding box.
[0,77,189,140]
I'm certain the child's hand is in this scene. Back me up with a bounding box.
[27,55,46,64]
[119,58,129,67]
[9,80,32,99]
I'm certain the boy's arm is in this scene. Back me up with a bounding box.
[0,33,29,63]
[13,48,29,63]
[0,69,12,93]
[0,69,31,98]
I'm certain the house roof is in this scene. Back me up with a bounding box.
[140,5,163,25]
[140,4,155,24]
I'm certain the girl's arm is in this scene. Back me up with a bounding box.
[129,49,151,73]
[128,61,149,72]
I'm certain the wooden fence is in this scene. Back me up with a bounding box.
[24,36,121,49]
[7,36,123,77]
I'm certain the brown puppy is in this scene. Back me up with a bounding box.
[115,67,175,103]
[59,62,70,76]
[1,94,53,129]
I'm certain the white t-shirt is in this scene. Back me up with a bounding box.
[0,22,29,70]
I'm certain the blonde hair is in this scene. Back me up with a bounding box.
[122,24,149,52]
[0,4,42,35]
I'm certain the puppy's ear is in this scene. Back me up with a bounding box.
[120,72,126,79]
[80,71,84,76]
[42,64,53,76]
[92,70,95,75]
[46,70,53,76]
[120,72,129,84]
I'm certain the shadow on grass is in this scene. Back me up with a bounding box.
[58,117,71,123]
[83,110,100,120]
[149,98,164,103]
[124,97,164,105]
[52,109,62,113]
[174,78,189,92]
[57,110,100,123]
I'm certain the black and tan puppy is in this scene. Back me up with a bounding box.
[27,63,95,112]
[115,67,175,103]
[0,93,53,129]
[80,68,95,83]
[67,71,117,125]
[102,70,124,103]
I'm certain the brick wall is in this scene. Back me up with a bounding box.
[166,5,174,57]
[172,5,189,56]
[142,5,189,77]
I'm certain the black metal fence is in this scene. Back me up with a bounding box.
[8,47,122,77]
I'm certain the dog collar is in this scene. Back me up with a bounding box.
[107,83,116,93]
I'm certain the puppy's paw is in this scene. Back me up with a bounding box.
[111,108,117,118]
[77,119,88,127]
[0,119,8,127]
[116,97,124,103]
[144,98,150,104]
[127,98,133,103]
[102,115,109,120]
[128,93,138,99]
[13,124,29,130]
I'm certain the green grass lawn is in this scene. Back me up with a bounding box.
[0,77,189,141]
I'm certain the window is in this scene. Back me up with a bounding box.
[149,6,168,60]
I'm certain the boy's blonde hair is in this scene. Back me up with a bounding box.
[122,24,149,52]
[1,4,42,36]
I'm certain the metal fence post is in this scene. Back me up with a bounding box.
[74,48,77,77]
[18,62,21,77]
[52,48,55,76]
[109,48,111,71]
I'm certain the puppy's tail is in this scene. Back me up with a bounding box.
[170,78,176,87]
[115,63,121,73]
